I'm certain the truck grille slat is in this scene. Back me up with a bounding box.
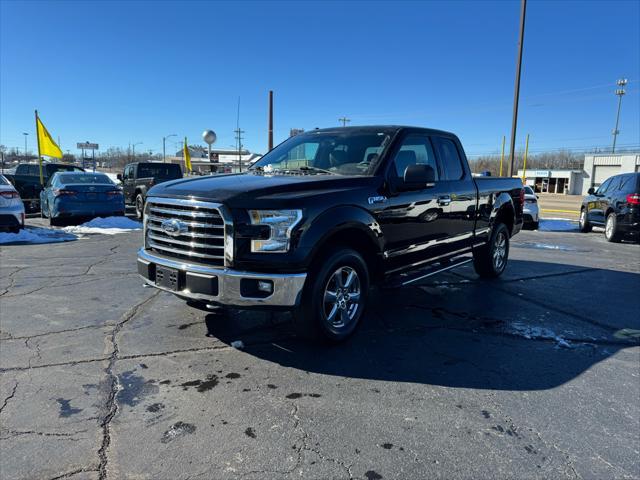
[146,224,223,240]
[144,199,227,267]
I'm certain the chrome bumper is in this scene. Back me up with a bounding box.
[137,248,307,308]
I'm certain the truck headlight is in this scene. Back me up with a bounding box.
[248,209,302,253]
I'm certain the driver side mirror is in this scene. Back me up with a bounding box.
[400,164,436,191]
[117,174,123,181]
[587,187,595,195]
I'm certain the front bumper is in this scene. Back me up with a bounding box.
[137,248,307,308]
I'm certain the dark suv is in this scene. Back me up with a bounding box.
[579,172,640,242]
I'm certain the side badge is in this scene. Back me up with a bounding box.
[368,196,387,205]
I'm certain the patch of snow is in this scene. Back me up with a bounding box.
[509,322,572,348]
[63,216,142,235]
[0,227,77,245]
[103,172,121,184]
[230,340,245,349]
[514,242,577,252]
[537,218,578,232]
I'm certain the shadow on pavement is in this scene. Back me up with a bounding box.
[204,260,640,392]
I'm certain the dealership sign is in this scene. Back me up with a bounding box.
[77,142,99,150]
[531,170,550,177]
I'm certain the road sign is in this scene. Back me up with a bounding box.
[77,142,99,150]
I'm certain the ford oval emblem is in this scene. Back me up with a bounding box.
[160,218,187,237]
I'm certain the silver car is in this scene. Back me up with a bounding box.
[523,185,539,229]
[0,174,25,232]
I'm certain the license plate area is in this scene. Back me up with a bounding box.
[155,265,180,291]
[86,193,98,200]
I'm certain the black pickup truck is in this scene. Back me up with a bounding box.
[137,126,524,342]
[5,163,84,210]
[119,162,183,218]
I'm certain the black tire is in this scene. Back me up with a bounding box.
[579,208,592,233]
[293,248,369,343]
[135,194,144,219]
[473,223,510,278]
[604,212,622,243]
[48,205,60,227]
[531,221,539,230]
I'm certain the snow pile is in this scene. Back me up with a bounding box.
[515,242,576,252]
[104,172,121,184]
[509,321,572,348]
[0,227,77,245]
[63,216,142,235]
[537,218,578,232]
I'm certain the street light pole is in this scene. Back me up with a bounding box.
[132,142,143,160]
[23,132,29,160]
[508,0,527,177]
[611,78,627,153]
[163,134,177,163]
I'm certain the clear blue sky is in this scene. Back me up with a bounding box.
[1,0,638,158]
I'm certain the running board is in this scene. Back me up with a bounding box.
[383,257,473,288]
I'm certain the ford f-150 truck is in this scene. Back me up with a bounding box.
[137,126,523,342]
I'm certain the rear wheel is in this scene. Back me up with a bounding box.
[473,223,510,278]
[135,194,144,219]
[604,212,622,243]
[579,208,592,233]
[293,248,369,343]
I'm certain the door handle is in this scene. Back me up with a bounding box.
[438,195,451,206]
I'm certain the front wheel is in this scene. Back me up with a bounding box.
[293,248,369,343]
[604,213,622,243]
[135,194,144,219]
[579,209,592,233]
[473,223,510,278]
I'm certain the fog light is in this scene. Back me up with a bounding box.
[258,280,273,293]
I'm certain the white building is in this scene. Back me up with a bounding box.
[168,147,262,174]
[517,169,585,195]
[581,153,640,195]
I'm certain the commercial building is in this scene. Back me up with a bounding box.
[167,147,262,174]
[581,153,640,195]
[517,169,585,195]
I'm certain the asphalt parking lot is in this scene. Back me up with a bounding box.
[1,219,639,480]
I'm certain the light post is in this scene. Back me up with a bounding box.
[132,142,143,160]
[611,78,627,153]
[163,134,177,163]
[507,0,527,177]
[202,130,217,174]
[22,132,29,160]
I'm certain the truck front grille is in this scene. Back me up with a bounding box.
[144,198,226,267]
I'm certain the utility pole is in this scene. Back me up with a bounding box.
[611,78,627,153]
[234,128,245,173]
[163,134,177,163]
[499,136,506,176]
[339,117,351,127]
[22,132,29,160]
[268,90,274,151]
[507,0,527,177]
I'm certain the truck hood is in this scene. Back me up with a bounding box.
[148,172,377,208]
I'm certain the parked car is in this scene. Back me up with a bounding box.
[118,162,183,218]
[522,185,539,229]
[4,163,85,211]
[40,172,125,226]
[580,172,640,242]
[0,174,25,232]
[136,126,524,343]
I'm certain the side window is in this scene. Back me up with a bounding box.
[391,135,438,179]
[16,165,27,175]
[433,137,464,180]
[28,165,39,176]
[124,166,132,180]
[596,178,612,194]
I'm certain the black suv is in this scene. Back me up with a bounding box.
[579,172,640,242]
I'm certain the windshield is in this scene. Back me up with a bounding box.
[524,186,535,195]
[138,164,182,178]
[59,174,113,184]
[251,131,391,176]
[47,165,83,174]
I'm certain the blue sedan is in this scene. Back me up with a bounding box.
[40,172,125,226]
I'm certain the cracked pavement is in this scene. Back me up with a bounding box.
[1,222,639,479]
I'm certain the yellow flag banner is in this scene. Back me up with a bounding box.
[36,113,63,159]
[183,137,192,172]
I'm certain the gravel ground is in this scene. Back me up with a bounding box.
[1,218,639,480]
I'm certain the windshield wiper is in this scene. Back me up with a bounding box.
[295,166,339,175]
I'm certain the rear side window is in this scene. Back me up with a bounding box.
[433,137,464,180]
[619,174,640,193]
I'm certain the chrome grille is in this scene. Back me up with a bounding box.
[144,198,226,267]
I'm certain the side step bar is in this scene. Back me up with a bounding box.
[383,257,473,288]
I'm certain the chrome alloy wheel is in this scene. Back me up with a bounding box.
[492,231,507,272]
[605,215,614,238]
[323,266,361,330]
[580,210,586,228]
